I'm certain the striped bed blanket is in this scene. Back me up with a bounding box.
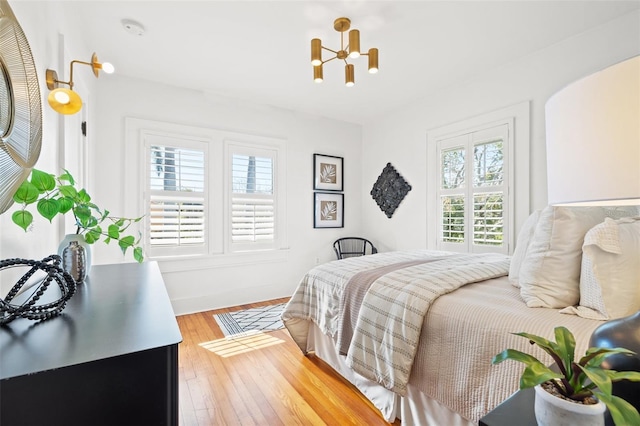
[282,250,510,395]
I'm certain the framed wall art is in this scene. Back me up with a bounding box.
[314,192,344,228]
[313,154,343,191]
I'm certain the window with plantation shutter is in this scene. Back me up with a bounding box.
[436,124,510,254]
[146,139,208,257]
[228,145,276,251]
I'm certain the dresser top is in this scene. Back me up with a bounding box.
[1,261,182,380]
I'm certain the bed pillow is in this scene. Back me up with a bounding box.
[560,217,640,320]
[508,210,541,288]
[518,205,606,308]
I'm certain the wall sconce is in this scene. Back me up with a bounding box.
[45,52,114,115]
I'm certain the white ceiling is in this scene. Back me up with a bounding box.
[57,0,639,125]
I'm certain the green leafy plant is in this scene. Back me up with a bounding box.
[11,168,144,263]
[493,326,640,426]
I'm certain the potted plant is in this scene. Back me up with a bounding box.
[492,326,640,426]
[10,168,144,264]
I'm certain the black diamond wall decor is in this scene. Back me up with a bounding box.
[370,163,412,218]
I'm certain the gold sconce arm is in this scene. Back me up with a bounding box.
[45,52,114,115]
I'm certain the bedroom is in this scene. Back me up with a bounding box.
[0,0,639,425]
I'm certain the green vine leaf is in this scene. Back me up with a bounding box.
[12,181,40,204]
[30,169,56,192]
[108,224,120,239]
[12,210,33,231]
[58,197,74,214]
[118,235,135,253]
[37,198,60,222]
[58,185,78,199]
[84,227,102,244]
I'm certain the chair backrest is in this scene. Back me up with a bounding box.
[333,237,378,260]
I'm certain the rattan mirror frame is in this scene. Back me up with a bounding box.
[0,0,42,214]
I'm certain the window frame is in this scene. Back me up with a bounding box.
[426,101,530,255]
[124,118,288,270]
[436,124,510,254]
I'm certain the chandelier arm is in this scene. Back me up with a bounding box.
[322,56,339,65]
[322,46,339,55]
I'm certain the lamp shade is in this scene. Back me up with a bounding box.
[545,55,640,206]
[48,88,82,115]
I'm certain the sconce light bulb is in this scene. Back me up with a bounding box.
[101,62,115,74]
[54,91,71,105]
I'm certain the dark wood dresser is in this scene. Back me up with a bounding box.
[0,261,182,426]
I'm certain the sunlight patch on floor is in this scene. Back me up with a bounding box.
[199,331,285,357]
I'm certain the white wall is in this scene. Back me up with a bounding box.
[0,1,95,291]
[89,76,362,314]
[359,10,640,253]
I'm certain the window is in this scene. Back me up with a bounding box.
[126,117,288,265]
[436,124,510,254]
[228,144,277,252]
[145,135,208,258]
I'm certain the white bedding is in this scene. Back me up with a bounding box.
[282,250,603,424]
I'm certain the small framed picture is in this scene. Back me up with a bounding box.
[314,154,343,191]
[314,192,344,228]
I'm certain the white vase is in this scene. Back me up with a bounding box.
[534,383,605,426]
[57,234,92,277]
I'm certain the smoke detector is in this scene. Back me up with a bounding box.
[121,19,145,36]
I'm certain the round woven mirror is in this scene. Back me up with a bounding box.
[0,0,42,214]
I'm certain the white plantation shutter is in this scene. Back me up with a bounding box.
[437,125,509,254]
[229,148,276,251]
[146,140,208,257]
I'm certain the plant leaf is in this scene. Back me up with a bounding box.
[118,235,135,253]
[596,392,640,426]
[37,198,60,222]
[30,169,56,192]
[78,188,91,203]
[58,197,74,214]
[12,181,40,204]
[58,185,78,198]
[579,365,612,395]
[108,224,120,239]
[554,326,576,374]
[12,210,33,231]
[84,227,102,244]
[133,247,144,263]
[59,169,75,185]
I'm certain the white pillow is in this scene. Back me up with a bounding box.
[508,210,540,288]
[560,217,640,320]
[519,206,606,308]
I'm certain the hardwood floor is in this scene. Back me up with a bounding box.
[177,298,401,426]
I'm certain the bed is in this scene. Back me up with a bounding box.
[282,206,640,425]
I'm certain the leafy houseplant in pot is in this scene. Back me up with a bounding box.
[11,169,144,278]
[492,326,640,426]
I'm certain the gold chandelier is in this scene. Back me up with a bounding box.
[311,17,378,86]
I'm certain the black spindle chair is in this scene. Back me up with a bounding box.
[333,237,378,260]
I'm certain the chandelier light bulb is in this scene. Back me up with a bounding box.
[313,65,323,83]
[345,64,355,87]
[311,39,322,66]
[101,62,115,74]
[54,90,70,104]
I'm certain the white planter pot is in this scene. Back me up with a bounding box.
[534,383,605,426]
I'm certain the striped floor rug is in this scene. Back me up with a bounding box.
[213,303,286,337]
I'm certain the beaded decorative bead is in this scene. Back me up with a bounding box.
[0,255,76,325]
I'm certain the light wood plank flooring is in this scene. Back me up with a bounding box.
[177,297,401,425]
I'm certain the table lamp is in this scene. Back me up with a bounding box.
[545,54,640,415]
